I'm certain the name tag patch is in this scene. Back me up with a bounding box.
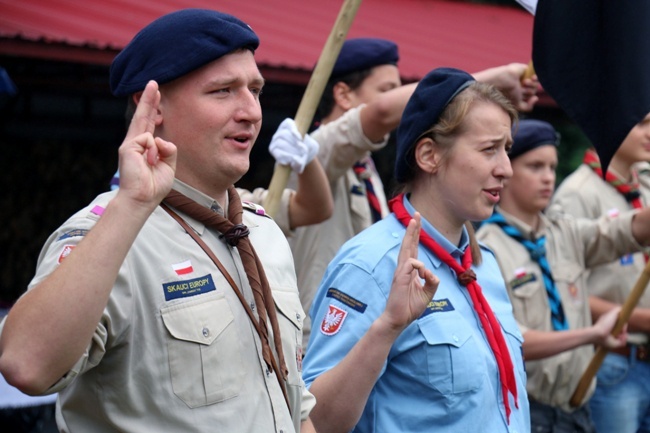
[350,185,364,196]
[326,288,367,313]
[420,298,455,318]
[163,274,216,301]
[57,229,89,241]
[510,273,537,290]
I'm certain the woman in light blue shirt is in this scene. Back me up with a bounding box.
[302,68,530,433]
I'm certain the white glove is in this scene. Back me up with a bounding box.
[268,118,319,174]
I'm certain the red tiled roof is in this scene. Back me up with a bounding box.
[0,0,534,83]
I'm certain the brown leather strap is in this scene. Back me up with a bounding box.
[160,202,291,411]
[163,189,289,384]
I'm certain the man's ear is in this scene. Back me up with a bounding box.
[414,137,441,175]
[133,91,163,126]
[332,82,354,112]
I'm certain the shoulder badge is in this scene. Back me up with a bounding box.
[320,304,347,336]
[242,201,272,218]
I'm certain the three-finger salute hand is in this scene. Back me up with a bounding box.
[118,80,177,206]
[383,213,440,332]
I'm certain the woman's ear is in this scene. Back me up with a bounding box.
[332,82,354,112]
[133,91,163,126]
[414,137,441,175]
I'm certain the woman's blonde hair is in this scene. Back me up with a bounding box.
[397,81,518,264]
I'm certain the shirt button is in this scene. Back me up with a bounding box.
[250,302,256,310]
[202,327,210,338]
[266,368,271,377]
[296,313,301,320]
[452,334,459,342]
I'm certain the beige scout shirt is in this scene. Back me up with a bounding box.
[288,105,390,349]
[551,163,650,324]
[476,208,642,411]
[237,187,293,237]
[5,179,314,433]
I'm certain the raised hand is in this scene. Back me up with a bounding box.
[380,213,439,331]
[474,63,540,113]
[117,80,177,206]
[269,118,319,174]
[503,62,540,113]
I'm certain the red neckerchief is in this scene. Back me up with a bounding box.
[584,149,647,262]
[584,148,643,209]
[389,193,518,423]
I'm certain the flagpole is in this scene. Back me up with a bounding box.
[263,0,363,218]
[569,258,650,407]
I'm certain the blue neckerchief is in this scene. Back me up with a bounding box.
[484,211,568,331]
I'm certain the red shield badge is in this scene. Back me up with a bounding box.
[320,304,347,336]
[58,245,75,263]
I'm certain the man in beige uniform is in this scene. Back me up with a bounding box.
[551,111,650,433]
[0,9,315,433]
[476,119,650,432]
[290,37,541,348]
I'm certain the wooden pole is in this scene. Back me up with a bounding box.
[263,0,363,218]
[569,258,650,407]
[521,60,535,80]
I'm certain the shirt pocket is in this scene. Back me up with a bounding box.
[508,270,548,329]
[161,292,244,408]
[274,289,306,429]
[273,289,305,386]
[551,263,585,311]
[417,312,485,395]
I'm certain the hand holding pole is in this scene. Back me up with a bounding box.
[263,0,363,218]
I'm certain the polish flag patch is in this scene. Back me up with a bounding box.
[58,245,75,263]
[172,260,194,275]
[320,305,347,336]
[514,267,527,279]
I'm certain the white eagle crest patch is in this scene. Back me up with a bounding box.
[320,304,347,336]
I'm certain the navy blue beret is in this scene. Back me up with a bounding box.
[110,9,259,97]
[331,38,399,79]
[394,68,475,183]
[509,119,560,160]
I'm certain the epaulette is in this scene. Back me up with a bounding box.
[85,204,106,221]
[242,201,272,219]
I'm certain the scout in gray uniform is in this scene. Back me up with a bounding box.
[289,37,541,349]
[0,9,315,433]
[551,111,650,433]
[477,119,650,432]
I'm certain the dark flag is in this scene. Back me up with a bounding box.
[532,0,650,174]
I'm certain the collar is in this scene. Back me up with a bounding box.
[169,179,229,235]
[495,206,548,240]
[403,194,470,265]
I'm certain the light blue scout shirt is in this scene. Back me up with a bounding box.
[302,195,530,433]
